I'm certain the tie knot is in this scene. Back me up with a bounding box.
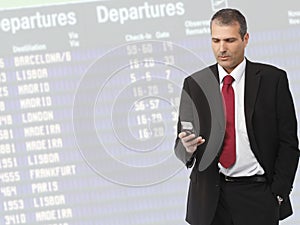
[223,75,234,85]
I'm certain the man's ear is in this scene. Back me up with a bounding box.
[243,33,249,44]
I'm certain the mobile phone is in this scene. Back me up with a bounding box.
[181,121,195,135]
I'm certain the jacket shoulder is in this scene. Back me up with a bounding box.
[247,61,286,75]
[187,65,217,80]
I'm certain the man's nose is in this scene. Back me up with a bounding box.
[219,41,227,52]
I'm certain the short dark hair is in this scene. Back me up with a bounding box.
[210,8,247,40]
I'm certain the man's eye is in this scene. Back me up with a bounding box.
[227,39,236,43]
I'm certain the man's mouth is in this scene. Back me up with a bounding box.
[218,55,229,60]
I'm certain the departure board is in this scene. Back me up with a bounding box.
[0,0,300,224]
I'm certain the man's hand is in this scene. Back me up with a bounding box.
[178,132,205,154]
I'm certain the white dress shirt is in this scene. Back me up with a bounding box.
[218,58,265,177]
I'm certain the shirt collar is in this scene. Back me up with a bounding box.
[218,58,246,84]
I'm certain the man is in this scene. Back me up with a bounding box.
[174,8,299,225]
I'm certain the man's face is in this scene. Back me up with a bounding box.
[211,20,249,74]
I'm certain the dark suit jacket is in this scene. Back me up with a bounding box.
[175,59,300,225]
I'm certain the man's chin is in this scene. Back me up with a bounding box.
[217,62,235,73]
[218,61,230,67]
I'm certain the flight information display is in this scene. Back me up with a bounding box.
[0,0,300,224]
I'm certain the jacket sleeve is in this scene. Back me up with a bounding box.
[174,77,196,168]
[271,71,300,199]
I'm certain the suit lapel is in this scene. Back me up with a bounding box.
[208,64,224,129]
[244,60,262,160]
[244,60,261,125]
[209,64,220,83]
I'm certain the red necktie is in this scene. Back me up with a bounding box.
[219,75,236,168]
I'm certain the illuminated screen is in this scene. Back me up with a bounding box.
[0,0,300,224]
